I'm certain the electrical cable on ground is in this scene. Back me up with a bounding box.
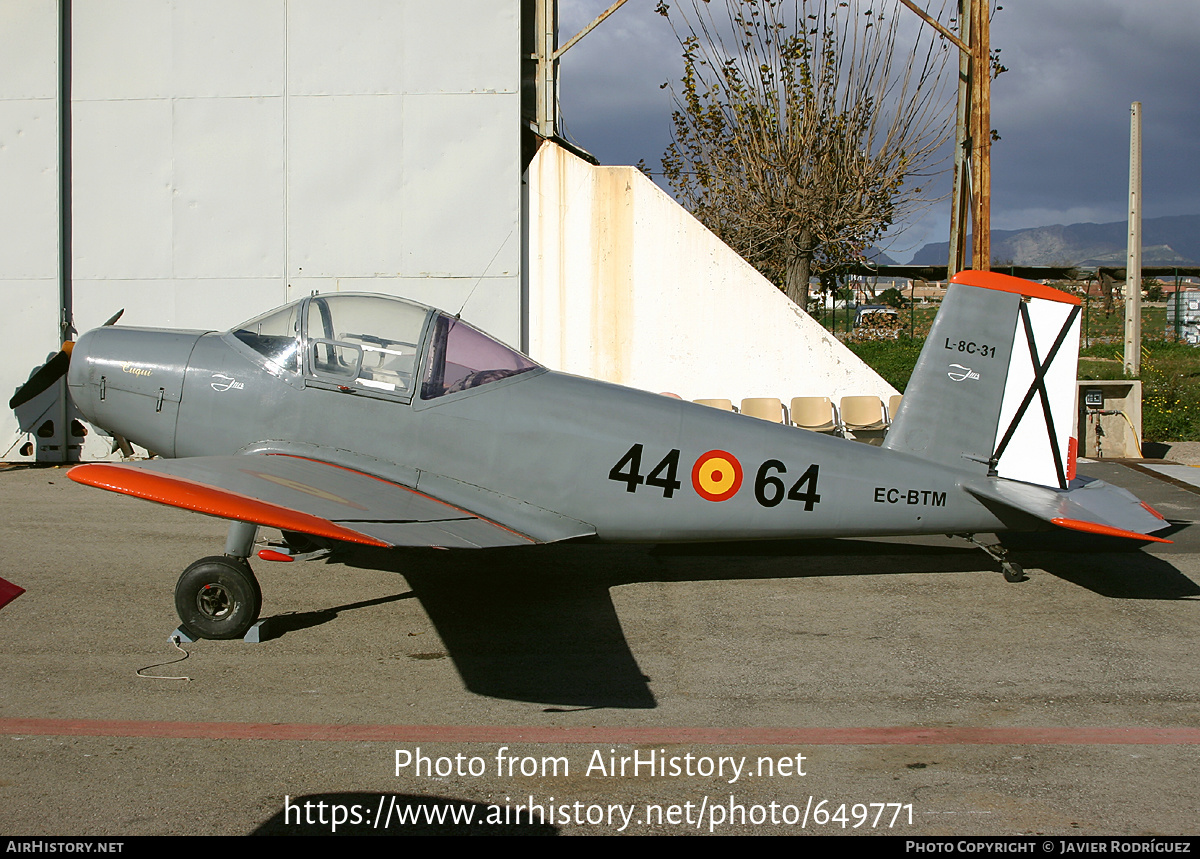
[135,635,192,681]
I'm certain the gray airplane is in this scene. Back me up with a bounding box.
[10,270,1171,640]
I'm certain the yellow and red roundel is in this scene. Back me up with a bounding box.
[691,450,743,502]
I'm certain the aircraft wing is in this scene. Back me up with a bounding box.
[68,454,543,549]
[965,476,1172,544]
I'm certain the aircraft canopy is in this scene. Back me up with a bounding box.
[231,293,539,401]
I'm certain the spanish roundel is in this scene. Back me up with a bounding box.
[691,450,743,502]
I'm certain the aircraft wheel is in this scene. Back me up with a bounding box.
[1001,561,1026,583]
[175,556,262,640]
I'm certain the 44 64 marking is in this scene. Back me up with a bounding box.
[608,443,821,510]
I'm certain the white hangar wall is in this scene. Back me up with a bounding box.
[2,1,70,459]
[2,0,521,460]
[525,142,896,405]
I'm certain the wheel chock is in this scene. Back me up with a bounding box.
[169,618,269,644]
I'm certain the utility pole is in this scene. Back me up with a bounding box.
[1124,102,1142,376]
[946,0,972,277]
[899,0,991,273]
[969,0,991,271]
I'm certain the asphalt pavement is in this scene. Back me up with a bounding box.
[1,459,1198,836]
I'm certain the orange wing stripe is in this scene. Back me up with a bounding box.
[1051,517,1172,544]
[68,463,390,547]
[952,270,1082,306]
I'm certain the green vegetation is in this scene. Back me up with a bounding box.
[1079,302,1169,346]
[844,338,926,392]
[1076,341,1200,443]
[844,328,1200,444]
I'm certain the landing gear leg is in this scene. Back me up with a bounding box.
[224,520,259,559]
[956,533,1027,582]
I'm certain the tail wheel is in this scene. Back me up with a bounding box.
[175,556,262,640]
[1001,561,1026,583]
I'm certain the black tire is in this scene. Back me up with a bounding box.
[1001,561,1026,583]
[175,556,262,640]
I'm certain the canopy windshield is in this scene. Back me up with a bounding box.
[231,299,303,374]
[421,314,539,399]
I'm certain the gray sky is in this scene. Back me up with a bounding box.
[556,0,1200,262]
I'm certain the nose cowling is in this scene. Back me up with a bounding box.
[68,327,205,458]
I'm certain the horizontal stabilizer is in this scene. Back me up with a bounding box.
[965,477,1172,544]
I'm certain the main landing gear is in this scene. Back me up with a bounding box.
[174,521,263,641]
[175,555,262,640]
[957,533,1027,583]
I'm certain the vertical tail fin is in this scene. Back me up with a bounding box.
[884,271,1081,489]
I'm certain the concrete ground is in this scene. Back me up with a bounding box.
[1,458,1198,836]
[1151,441,1200,466]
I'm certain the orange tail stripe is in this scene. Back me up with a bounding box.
[1051,517,1172,544]
[952,270,1083,306]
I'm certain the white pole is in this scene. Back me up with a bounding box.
[1124,102,1142,376]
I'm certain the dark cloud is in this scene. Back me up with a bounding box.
[557,1,678,171]
[558,1,1200,261]
[988,2,1200,226]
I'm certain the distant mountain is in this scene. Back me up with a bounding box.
[864,246,897,266]
[910,214,1200,267]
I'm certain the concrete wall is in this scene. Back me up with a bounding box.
[2,0,521,460]
[526,142,897,405]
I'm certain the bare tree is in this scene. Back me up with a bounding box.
[657,0,954,309]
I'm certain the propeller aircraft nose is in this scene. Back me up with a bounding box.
[9,347,72,410]
[8,310,121,410]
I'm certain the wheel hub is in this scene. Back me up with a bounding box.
[196,582,234,620]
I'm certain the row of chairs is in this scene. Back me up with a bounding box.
[693,395,903,443]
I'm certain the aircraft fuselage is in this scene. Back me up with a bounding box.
[70,325,1011,544]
